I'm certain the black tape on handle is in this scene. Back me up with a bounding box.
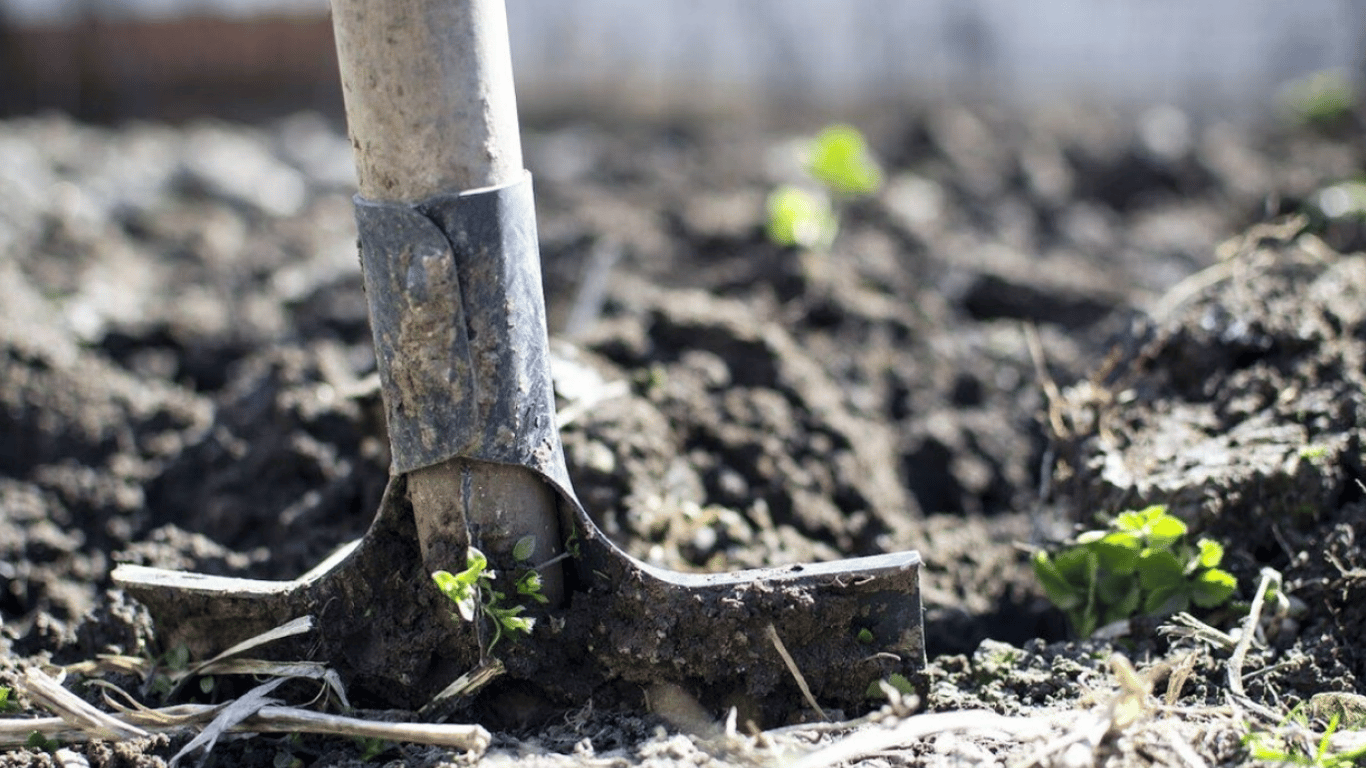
[353,172,572,495]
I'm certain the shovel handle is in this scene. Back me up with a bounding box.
[330,0,564,607]
[331,0,524,200]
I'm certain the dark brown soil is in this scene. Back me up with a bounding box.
[2,103,1365,766]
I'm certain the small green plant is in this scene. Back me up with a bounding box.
[1280,69,1358,129]
[26,730,59,753]
[353,736,392,762]
[1032,505,1238,637]
[1245,712,1366,767]
[767,186,838,249]
[147,643,192,698]
[0,686,15,713]
[767,123,883,248]
[432,537,547,654]
[807,124,884,195]
[865,672,916,700]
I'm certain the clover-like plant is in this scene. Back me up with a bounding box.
[1032,505,1237,638]
[767,123,883,248]
[432,536,548,654]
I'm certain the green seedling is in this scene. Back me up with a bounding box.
[432,537,547,654]
[767,186,838,249]
[866,672,916,700]
[0,686,15,713]
[1280,68,1357,129]
[807,124,884,196]
[767,123,883,249]
[354,735,392,762]
[26,730,59,753]
[1245,712,1366,768]
[1032,505,1238,637]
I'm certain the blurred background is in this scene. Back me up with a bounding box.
[0,0,1363,124]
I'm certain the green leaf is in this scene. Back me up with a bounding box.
[1142,583,1189,616]
[431,569,460,598]
[1281,68,1357,127]
[516,571,549,604]
[1053,547,1098,582]
[766,186,837,249]
[502,612,532,631]
[1032,551,1084,610]
[1196,538,1224,569]
[807,124,883,196]
[1113,511,1147,533]
[1092,533,1142,574]
[1137,550,1185,591]
[463,547,489,578]
[164,644,191,671]
[26,731,58,752]
[1191,568,1238,608]
[1098,572,1141,616]
[512,536,537,563]
[432,569,479,622]
[866,673,916,700]
[1075,603,1099,638]
[1145,513,1187,549]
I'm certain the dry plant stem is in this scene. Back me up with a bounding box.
[1,706,491,755]
[21,668,149,742]
[6,669,490,755]
[765,623,828,722]
[787,709,1052,768]
[329,0,563,603]
[1228,568,1278,699]
[419,658,506,721]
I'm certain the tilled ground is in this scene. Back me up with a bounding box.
[1,103,1365,766]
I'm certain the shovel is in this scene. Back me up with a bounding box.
[112,0,924,722]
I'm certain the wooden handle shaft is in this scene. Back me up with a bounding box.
[330,0,524,200]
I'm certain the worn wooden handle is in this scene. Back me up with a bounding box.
[331,0,524,200]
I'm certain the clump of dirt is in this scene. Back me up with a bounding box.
[1,102,1364,766]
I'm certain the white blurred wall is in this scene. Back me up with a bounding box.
[5,0,1363,116]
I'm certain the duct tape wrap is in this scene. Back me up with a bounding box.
[353,172,573,495]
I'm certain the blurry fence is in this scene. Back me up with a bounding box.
[1,0,1362,121]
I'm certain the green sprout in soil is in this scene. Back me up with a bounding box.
[1280,68,1358,130]
[767,123,883,249]
[432,536,548,654]
[0,686,14,713]
[1032,505,1238,638]
[353,735,392,762]
[25,730,59,753]
[866,672,916,701]
[767,187,839,250]
[1245,710,1366,768]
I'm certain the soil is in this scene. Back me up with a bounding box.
[2,102,1366,766]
